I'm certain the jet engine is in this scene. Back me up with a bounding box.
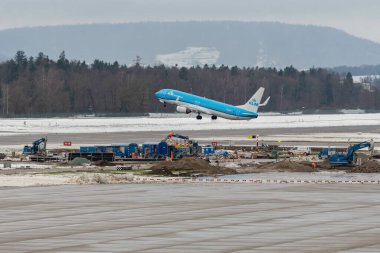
[176,106,191,114]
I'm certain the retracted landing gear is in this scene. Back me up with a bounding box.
[211,115,217,120]
[196,114,202,120]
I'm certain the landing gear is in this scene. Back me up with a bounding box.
[163,102,166,107]
[196,114,202,120]
[211,115,217,120]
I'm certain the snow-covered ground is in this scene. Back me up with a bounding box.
[0,113,379,136]
[0,174,74,187]
[0,173,137,187]
[0,162,53,170]
[2,172,380,187]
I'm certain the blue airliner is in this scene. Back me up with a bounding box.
[155,87,270,120]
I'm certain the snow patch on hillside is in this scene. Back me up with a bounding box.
[156,47,220,67]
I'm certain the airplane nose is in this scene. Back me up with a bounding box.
[155,90,167,99]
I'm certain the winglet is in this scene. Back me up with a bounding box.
[260,96,270,106]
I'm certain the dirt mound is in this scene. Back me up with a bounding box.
[348,160,380,173]
[257,160,317,172]
[148,157,237,177]
[69,157,90,166]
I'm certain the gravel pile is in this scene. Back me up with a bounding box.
[348,160,380,173]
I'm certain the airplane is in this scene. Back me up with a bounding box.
[154,87,270,120]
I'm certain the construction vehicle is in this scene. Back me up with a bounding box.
[318,147,337,159]
[288,146,311,156]
[163,132,189,145]
[163,132,199,157]
[328,140,374,166]
[23,137,47,156]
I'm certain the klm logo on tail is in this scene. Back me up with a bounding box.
[237,87,269,114]
[248,98,259,107]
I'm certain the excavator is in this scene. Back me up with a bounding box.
[22,137,47,156]
[328,140,374,166]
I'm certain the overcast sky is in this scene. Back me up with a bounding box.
[1,0,380,43]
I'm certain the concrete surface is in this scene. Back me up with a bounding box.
[1,183,380,252]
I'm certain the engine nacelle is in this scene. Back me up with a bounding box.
[176,106,191,114]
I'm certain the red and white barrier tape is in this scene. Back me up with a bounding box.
[133,176,380,185]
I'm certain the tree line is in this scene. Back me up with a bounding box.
[0,51,379,116]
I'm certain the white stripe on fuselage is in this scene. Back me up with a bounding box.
[162,99,253,120]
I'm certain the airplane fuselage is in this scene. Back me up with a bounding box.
[155,89,258,120]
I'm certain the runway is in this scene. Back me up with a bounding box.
[1,183,380,252]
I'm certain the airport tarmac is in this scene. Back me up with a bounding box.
[1,183,380,252]
[0,124,379,147]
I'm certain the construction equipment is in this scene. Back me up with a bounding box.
[328,140,374,166]
[318,147,337,159]
[163,132,199,157]
[142,143,158,158]
[288,146,311,156]
[23,137,47,155]
[163,132,189,146]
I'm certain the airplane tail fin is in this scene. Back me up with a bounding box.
[237,87,270,113]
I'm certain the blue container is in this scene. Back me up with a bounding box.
[95,146,107,152]
[202,146,215,156]
[80,146,97,153]
[110,145,124,157]
[128,143,139,157]
[116,143,138,157]
[215,149,229,158]
[157,142,168,156]
[142,143,157,157]
[116,145,129,157]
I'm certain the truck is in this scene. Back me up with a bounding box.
[288,146,311,156]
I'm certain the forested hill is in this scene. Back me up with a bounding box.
[0,51,379,116]
[332,64,380,75]
[1,21,380,69]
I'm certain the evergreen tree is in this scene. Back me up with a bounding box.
[14,51,27,69]
[179,67,188,80]
[57,51,69,70]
